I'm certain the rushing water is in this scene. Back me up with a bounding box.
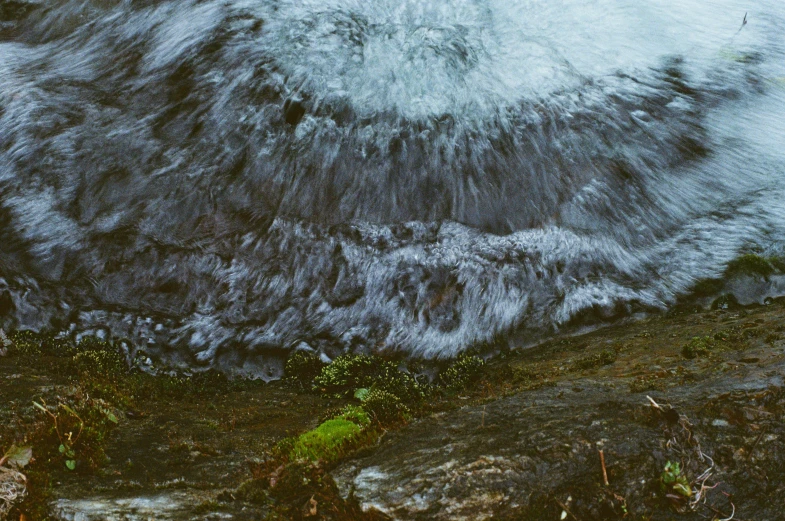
[1,0,784,376]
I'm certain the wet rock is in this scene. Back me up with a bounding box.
[333,357,785,520]
[0,0,38,23]
[283,99,306,126]
[52,492,225,521]
[0,289,14,316]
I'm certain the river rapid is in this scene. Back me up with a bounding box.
[1,0,784,377]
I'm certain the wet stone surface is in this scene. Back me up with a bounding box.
[3,302,785,519]
[334,307,785,520]
[52,493,217,521]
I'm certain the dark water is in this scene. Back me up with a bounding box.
[1,0,785,377]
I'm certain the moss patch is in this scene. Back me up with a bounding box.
[313,354,424,403]
[284,351,326,389]
[573,349,617,370]
[290,419,363,463]
[361,389,410,426]
[438,353,484,392]
[289,407,370,463]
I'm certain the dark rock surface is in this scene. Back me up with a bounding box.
[334,310,785,520]
[4,303,785,520]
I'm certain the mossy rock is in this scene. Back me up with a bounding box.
[724,254,777,278]
[682,336,714,359]
[711,294,740,311]
[573,349,617,371]
[691,278,725,298]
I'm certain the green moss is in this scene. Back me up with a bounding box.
[313,354,376,396]
[769,256,785,272]
[121,369,256,403]
[681,336,714,359]
[284,351,325,389]
[290,419,362,462]
[439,353,485,392]
[6,330,81,358]
[234,478,271,505]
[314,354,424,403]
[361,389,410,426]
[288,406,370,463]
[338,405,371,427]
[71,342,127,378]
[573,349,617,371]
[7,330,43,356]
[629,374,666,393]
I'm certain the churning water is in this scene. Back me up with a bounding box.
[1,0,785,376]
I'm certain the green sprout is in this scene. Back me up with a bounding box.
[660,461,692,497]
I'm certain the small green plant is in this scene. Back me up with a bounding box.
[353,387,370,401]
[660,461,691,497]
[439,353,485,392]
[32,396,118,471]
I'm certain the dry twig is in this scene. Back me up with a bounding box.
[599,450,609,486]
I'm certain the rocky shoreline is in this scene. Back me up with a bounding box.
[2,298,785,520]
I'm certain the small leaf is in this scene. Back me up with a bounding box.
[32,401,48,413]
[106,412,118,424]
[66,459,76,470]
[66,450,76,458]
[59,444,66,454]
[3,445,33,469]
[61,404,79,417]
[354,388,370,401]
[673,483,692,497]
